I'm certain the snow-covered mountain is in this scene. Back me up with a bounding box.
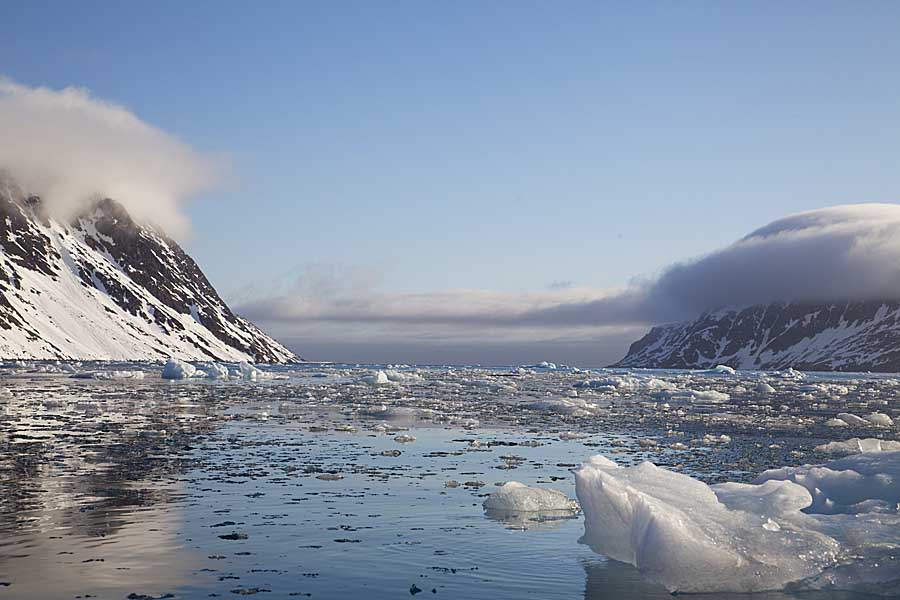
[0,181,298,362]
[615,301,900,372]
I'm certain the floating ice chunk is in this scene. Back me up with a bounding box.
[358,370,390,385]
[575,456,844,594]
[704,365,736,375]
[393,434,416,443]
[756,382,776,394]
[202,362,229,379]
[826,418,850,427]
[835,412,870,427]
[483,481,579,512]
[756,450,900,514]
[383,369,423,383]
[700,434,732,445]
[527,396,601,417]
[71,370,144,380]
[815,438,900,455]
[778,367,806,380]
[865,412,894,427]
[239,361,269,381]
[689,389,730,403]
[161,358,196,379]
[525,361,558,369]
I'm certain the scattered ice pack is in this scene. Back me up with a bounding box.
[575,451,900,595]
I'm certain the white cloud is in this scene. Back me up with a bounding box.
[0,77,219,238]
[236,204,900,364]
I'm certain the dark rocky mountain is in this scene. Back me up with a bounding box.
[615,301,900,372]
[0,179,298,362]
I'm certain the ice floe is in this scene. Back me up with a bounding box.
[483,481,579,512]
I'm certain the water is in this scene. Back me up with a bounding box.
[0,362,896,598]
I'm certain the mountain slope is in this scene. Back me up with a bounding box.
[0,182,298,362]
[614,301,900,372]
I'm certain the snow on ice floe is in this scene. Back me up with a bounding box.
[575,450,900,595]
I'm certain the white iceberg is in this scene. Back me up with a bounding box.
[575,451,900,594]
[239,361,268,381]
[358,370,390,385]
[161,358,196,380]
[201,362,230,379]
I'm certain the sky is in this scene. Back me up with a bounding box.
[3,1,900,365]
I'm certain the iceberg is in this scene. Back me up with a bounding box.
[575,451,900,594]
[161,358,197,379]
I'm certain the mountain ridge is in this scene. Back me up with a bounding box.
[614,300,900,372]
[0,182,298,363]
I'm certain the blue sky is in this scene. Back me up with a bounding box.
[3,1,900,364]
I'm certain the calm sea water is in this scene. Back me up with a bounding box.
[0,363,892,599]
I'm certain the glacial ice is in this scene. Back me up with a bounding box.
[575,451,900,594]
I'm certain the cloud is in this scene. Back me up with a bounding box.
[0,77,218,238]
[236,204,900,364]
[527,202,900,328]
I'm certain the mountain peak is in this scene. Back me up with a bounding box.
[0,185,299,362]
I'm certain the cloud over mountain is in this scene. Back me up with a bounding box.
[0,77,218,238]
[237,204,900,364]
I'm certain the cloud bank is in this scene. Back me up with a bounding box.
[0,77,218,237]
[238,204,900,365]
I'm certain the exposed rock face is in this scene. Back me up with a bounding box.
[615,301,900,372]
[0,181,298,362]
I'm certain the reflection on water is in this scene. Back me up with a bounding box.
[583,560,880,600]
[483,507,581,531]
[0,379,212,598]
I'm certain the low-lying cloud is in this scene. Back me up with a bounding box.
[238,204,900,364]
[0,77,218,238]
